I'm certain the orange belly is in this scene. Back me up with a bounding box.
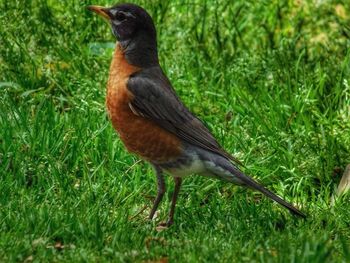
[106,44,182,163]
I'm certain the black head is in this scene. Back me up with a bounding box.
[88,3,159,67]
[88,3,156,44]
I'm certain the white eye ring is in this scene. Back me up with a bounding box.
[111,9,136,21]
[115,11,126,21]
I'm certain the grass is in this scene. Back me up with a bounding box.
[1,0,350,262]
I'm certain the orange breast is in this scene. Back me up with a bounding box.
[106,44,182,163]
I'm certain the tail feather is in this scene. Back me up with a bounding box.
[228,166,306,218]
[196,147,306,218]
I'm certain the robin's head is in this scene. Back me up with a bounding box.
[88,3,156,44]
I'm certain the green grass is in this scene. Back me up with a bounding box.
[1,0,350,262]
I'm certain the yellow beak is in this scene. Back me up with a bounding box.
[87,5,110,20]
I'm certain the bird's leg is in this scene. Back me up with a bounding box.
[165,177,182,226]
[149,165,166,220]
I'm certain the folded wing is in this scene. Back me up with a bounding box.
[127,67,240,164]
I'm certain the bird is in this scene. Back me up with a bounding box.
[87,3,306,226]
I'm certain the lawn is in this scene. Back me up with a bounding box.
[1,0,350,262]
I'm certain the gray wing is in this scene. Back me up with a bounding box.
[127,67,241,164]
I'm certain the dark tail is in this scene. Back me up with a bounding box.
[229,166,306,218]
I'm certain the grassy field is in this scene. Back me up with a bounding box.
[1,0,350,262]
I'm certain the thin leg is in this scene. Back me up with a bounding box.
[166,177,182,226]
[149,166,166,220]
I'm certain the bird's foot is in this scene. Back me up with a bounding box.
[155,220,173,231]
[148,210,159,221]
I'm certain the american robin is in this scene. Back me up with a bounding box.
[88,3,305,226]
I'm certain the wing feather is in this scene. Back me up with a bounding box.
[127,67,241,164]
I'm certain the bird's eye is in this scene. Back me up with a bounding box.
[115,11,126,21]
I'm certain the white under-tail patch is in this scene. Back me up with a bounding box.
[165,153,205,178]
[204,160,243,185]
[163,150,243,185]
